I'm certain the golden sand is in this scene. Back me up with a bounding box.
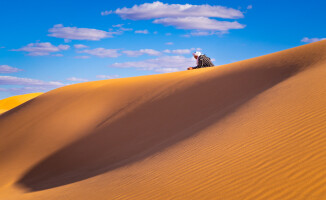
[0,41,326,199]
[0,93,43,114]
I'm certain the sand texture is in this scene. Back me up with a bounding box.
[0,41,326,199]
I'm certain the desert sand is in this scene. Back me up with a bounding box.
[0,93,43,114]
[0,41,326,199]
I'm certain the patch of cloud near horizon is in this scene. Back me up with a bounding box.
[66,77,88,82]
[1,87,54,95]
[111,1,243,20]
[0,65,22,73]
[96,75,119,79]
[48,24,121,41]
[123,49,161,57]
[109,56,195,73]
[0,76,64,86]
[301,37,326,43]
[0,76,65,95]
[78,48,120,58]
[13,42,70,56]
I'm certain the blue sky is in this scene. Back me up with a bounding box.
[0,0,325,99]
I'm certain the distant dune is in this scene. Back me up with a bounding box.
[0,41,326,200]
[0,93,43,114]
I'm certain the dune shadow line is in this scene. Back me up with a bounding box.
[17,65,297,192]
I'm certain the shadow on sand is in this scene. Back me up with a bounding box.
[17,64,297,192]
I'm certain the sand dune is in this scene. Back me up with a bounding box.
[0,93,42,114]
[0,41,326,199]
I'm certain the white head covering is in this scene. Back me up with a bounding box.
[193,51,202,57]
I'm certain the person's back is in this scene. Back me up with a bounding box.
[196,54,214,68]
[188,51,214,70]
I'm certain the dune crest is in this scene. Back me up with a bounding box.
[1,41,326,199]
[0,93,43,114]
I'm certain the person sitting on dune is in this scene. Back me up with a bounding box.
[187,51,214,70]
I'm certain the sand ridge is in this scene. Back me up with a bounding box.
[0,41,326,199]
[0,93,43,114]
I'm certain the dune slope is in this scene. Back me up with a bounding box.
[0,93,43,114]
[0,41,326,199]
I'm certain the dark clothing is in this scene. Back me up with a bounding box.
[193,55,214,69]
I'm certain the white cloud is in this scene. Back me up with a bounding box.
[301,37,326,43]
[165,33,172,36]
[112,24,124,27]
[0,76,64,87]
[101,10,112,16]
[112,1,243,20]
[48,24,119,41]
[110,2,246,35]
[78,48,120,58]
[13,42,70,56]
[120,27,133,31]
[153,17,245,31]
[1,86,69,95]
[165,42,174,45]
[122,49,161,57]
[247,5,253,9]
[0,65,22,73]
[74,44,89,49]
[163,48,201,55]
[135,29,149,34]
[67,77,88,82]
[96,75,119,79]
[109,55,195,73]
[163,49,192,54]
[74,55,90,59]
[0,46,5,49]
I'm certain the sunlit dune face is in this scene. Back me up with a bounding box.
[0,41,326,200]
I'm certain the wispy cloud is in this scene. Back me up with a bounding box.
[0,76,64,87]
[122,49,161,57]
[165,42,174,45]
[111,1,243,20]
[163,47,201,55]
[301,37,326,43]
[74,44,89,49]
[78,48,120,58]
[74,55,90,59]
[12,42,70,56]
[163,49,191,54]
[101,10,112,16]
[8,87,49,95]
[109,56,195,73]
[0,65,22,73]
[66,77,88,82]
[153,17,245,31]
[112,24,124,27]
[48,24,120,41]
[247,5,253,10]
[109,2,245,35]
[135,29,149,34]
[96,75,119,79]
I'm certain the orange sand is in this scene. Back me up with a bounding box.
[0,41,326,199]
[0,93,43,114]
